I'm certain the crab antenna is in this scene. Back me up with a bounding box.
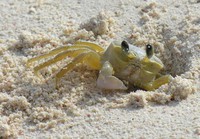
[146,44,154,58]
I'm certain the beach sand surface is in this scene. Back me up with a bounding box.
[0,0,200,138]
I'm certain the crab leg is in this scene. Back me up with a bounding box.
[27,45,101,66]
[27,47,69,67]
[55,51,101,87]
[33,48,90,76]
[143,75,172,91]
[151,75,171,89]
[75,41,104,52]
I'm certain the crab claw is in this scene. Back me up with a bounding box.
[97,61,127,90]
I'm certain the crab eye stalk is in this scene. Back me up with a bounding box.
[121,40,129,52]
[146,44,154,58]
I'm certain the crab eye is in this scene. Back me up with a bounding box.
[146,44,154,58]
[121,40,129,52]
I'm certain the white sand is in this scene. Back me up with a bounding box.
[0,0,200,138]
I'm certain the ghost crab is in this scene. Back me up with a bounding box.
[27,41,171,91]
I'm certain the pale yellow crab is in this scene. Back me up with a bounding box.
[27,41,171,91]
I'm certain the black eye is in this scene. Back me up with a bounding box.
[146,44,154,58]
[121,40,129,52]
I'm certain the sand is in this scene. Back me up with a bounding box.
[0,0,200,138]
